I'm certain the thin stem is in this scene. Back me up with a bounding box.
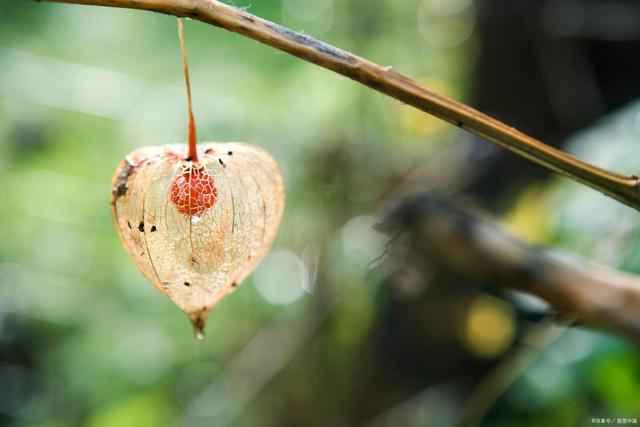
[45,0,640,211]
[177,17,197,162]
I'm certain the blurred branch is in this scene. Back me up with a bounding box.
[382,194,640,343]
[44,0,640,211]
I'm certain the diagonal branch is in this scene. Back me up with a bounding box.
[44,0,640,211]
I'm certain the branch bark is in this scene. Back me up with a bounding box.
[45,0,640,211]
[382,194,640,343]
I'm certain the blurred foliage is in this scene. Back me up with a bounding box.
[1,0,640,426]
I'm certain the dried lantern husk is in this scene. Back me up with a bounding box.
[111,142,285,336]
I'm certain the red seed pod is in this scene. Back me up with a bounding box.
[169,165,218,217]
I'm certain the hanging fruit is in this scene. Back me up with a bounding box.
[110,19,285,338]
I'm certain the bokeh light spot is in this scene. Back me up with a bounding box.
[253,251,307,305]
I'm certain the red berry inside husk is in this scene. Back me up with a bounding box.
[169,165,218,217]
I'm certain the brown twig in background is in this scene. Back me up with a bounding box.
[45,0,640,211]
[382,194,640,343]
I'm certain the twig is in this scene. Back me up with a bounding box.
[44,0,640,211]
[177,17,198,162]
[382,194,640,343]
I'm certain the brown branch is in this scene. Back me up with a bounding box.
[382,194,640,343]
[44,0,640,211]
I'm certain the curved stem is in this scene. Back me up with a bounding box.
[46,0,640,210]
[177,17,197,162]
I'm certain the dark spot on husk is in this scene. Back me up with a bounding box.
[113,158,134,199]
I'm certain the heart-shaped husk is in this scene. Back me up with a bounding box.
[111,142,285,337]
